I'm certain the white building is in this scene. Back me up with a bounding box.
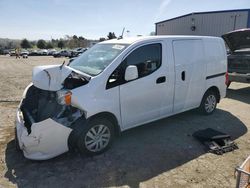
[156,9,250,37]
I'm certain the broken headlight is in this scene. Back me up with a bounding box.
[56,90,72,105]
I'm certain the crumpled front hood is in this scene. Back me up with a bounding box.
[32,65,72,91]
[222,28,250,52]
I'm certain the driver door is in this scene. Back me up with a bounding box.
[118,43,168,129]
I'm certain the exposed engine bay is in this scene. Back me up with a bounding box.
[21,85,82,133]
[15,66,91,160]
[21,66,90,133]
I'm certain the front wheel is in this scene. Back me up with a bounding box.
[199,90,218,115]
[77,118,114,155]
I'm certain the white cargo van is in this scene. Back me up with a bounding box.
[16,36,227,160]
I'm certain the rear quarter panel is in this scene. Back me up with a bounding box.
[204,38,227,99]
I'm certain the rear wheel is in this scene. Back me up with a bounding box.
[77,118,114,155]
[199,90,218,115]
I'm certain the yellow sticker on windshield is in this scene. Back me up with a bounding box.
[112,45,125,50]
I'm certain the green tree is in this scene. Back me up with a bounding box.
[78,36,86,47]
[6,41,17,49]
[99,37,106,42]
[51,39,58,48]
[58,40,65,49]
[46,42,53,49]
[79,36,85,40]
[30,41,36,47]
[21,39,31,49]
[37,39,47,49]
[107,32,117,40]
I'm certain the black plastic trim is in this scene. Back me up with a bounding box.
[67,117,87,152]
[206,72,226,80]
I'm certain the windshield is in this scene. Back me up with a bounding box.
[69,43,128,76]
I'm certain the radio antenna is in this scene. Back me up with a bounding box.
[118,27,125,40]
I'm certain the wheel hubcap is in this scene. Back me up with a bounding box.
[85,124,111,152]
[205,95,216,113]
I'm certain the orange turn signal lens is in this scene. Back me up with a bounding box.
[64,91,72,105]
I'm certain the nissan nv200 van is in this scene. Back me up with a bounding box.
[15,36,227,160]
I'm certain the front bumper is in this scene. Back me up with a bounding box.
[229,72,250,83]
[16,107,72,160]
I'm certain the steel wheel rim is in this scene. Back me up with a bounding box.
[205,95,216,113]
[84,124,111,152]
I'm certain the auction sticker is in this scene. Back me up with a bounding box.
[112,45,125,50]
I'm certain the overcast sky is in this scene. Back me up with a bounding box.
[0,0,250,40]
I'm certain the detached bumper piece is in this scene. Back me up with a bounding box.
[193,128,238,155]
[16,108,72,160]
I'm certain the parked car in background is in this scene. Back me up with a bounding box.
[3,49,10,55]
[9,50,16,56]
[69,48,88,58]
[20,50,29,58]
[222,28,250,87]
[16,36,227,160]
[53,50,70,57]
[77,47,87,55]
[29,50,39,56]
[38,49,48,56]
[20,50,29,56]
[48,49,57,55]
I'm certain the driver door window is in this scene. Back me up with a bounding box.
[126,43,162,78]
[107,43,162,89]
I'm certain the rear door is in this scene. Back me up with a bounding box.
[172,39,206,112]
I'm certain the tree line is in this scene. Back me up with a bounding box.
[0,32,118,52]
[20,36,92,50]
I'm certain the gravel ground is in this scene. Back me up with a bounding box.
[0,55,249,188]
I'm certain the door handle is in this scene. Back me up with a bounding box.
[181,71,185,81]
[156,76,166,84]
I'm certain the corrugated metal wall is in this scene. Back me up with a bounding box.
[156,10,249,36]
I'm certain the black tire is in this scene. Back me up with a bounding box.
[199,90,218,115]
[77,118,114,156]
[15,128,21,151]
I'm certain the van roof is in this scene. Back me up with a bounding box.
[101,35,220,45]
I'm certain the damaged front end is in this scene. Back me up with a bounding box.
[16,65,89,160]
